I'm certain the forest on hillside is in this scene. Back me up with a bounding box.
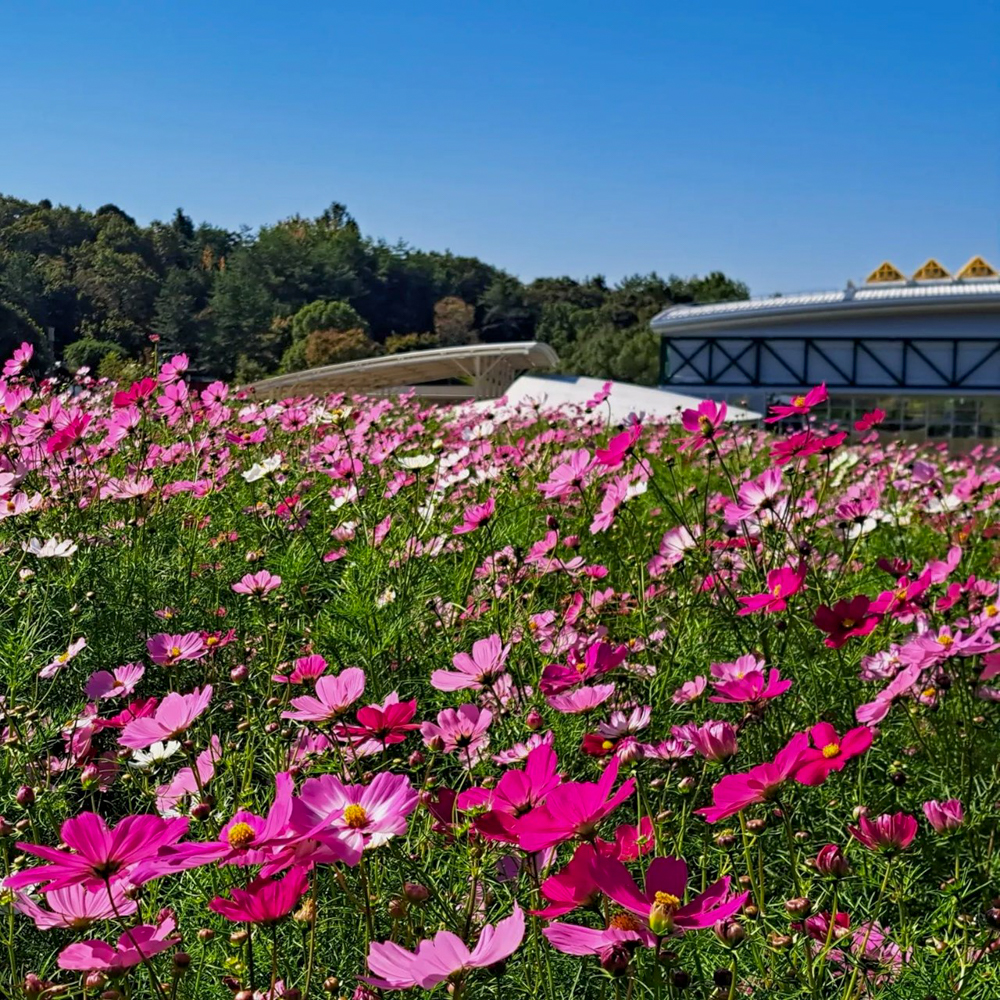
[0,194,749,385]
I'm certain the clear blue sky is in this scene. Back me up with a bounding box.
[3,1,998,295]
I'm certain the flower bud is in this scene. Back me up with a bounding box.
[408,751,425,767]
[403,882,429,903]
[426,735,444,752]
[0,816,15,837]
[746,817,766,834]
[388,898,406,918]
[599,943,631,976]
[525,709,543,731]
[190,800,212,821]
[16,785,34,807]
[815,844,850,878]
[172,952,191,970]
[80,764,100,789]
[784,897,811,918]
[197,928,215,941]
[322,977,339,992]
[677,776,696,793]
[714,918,745,947]
[769,933,793,949]
[230,664,248,683]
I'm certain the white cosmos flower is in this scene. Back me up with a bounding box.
[397,454,435,470]
[24,537,78,558]
[129,740,182,769]
[241,453,282,483]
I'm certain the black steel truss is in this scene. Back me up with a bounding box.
[662,337,1000,390]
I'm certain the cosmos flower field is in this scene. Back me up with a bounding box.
[2,344,999,1000]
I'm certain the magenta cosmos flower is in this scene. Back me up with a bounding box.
[793,722,873,786]
[597,854,749,935]
[209,866,309,925]
[291,770,417,854]
[848,812,918,852]
[5,812,189,892]
[679,400,727,451]
[421,704,493,763]
[281,668,365,723]
[366,905,524,990]
[736,565,806,616]
[922,799,964,833]
[453,496,495,535]
[432,633,511,691]
[764,383,828,423]
[532,843,603,917]
[231,569,281,596]
[15,882,137,930]
[337,693,420,756]
[595,423,641,467]
[58,914,179,972]
[710,668,791,705]
[272,653,328,685]
[695,732,809,824]
[517,758,635,852]
[672,720,738,762]
[146,631,207,667]
[118,685,212,750]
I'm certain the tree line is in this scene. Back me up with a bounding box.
[0,194,749,385]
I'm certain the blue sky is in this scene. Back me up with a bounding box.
[2,1,998,295]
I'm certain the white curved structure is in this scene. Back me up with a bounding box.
[249,341,558,401]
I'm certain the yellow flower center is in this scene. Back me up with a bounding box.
[821,743,841,759]
[654,892,680,909]
[895,588,908,601]
[57,652,70,663]
[227,822,256,849]
[772,585,782,597]
[601,740,614,751]
[206,636,219,646]
[936,635,954,647]
[792,395,806,407]
[987,605,998,617]
[698,415,714,434]
[840,618,856,629]
[169,646,181,658]
[922,687,937,699]
[343,804,368,828]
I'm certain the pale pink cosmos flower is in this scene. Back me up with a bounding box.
[39,637,87,680]
[547,683,616,714]
[431,634,511,691]
[58,914,179,972]
[673,720,738,762]
[85,663,145,701]
[15,882,137,930]
[118,685,213,750]
[291,771,418,853]
[281,668,365,723]
[366,906,525,990]
[147,632,208,667]
[538,449,596,500]
[922,799,964,833]
[158,353,189,384]
[672,676,707,704]
[232,569,282,596]
[421,704,493,763]
[155,736,221,816]
[3,341,33,378]
[710,653,766,682]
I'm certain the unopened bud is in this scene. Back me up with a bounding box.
[230,664,248,682]
[403,882,429,903]
[784,897,810,918]
[746,817,766,834]
[525,709,544,731]
[16,785,34,807]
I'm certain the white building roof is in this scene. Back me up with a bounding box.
[652,280,1000,333]
[477,374,760,424]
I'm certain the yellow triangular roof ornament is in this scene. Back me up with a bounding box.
[912,258,950,281]
[865,261,906,284]
[956,255,998,280]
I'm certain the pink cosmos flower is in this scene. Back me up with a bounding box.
[764,383,828,423]
[539,639,629,695]
[710,668,791,705]
[848,812,918,852]
[695,732,809,823]
[366,905,524,990]
[458,743,562,842]
[737,565,805,615]
[538,449,596,499]
[922,799,964,834]
[813,597,880,648]
[337,694,420,755]
[672,676,707,704]
[724,467,784,523]
[855,408,886,431]
[710,653,765,682]
[679,400,727,451]
[155,736,221,816]
[158,353,189,383]
[5,812,189,892]
[421,704,493,763]
[58,914,179,972]
[672,720,738,762]
[532,843,603,917]
[543,918,654,961]
[547,683,616,714]
[147,632,208,667]
[15,882,137,930]
[855,663,924,725]
[517,757,635,851]
[595,817,656,861]
[272,654,328,685]
[595,424,641,467]
[118,685,212,750]
[431,633,511,691]
[232,569,282,596]
[281,668,366,723]
[46,413,91,454]
[769,429,823,465]
[39,637,87,680]
[597,854,749,934]
[3,341,33,378]
[291,771,417,853]
[85,663,145,701]
[453,497,495,535]
[209,866,309,924]
[792,723,873,786]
